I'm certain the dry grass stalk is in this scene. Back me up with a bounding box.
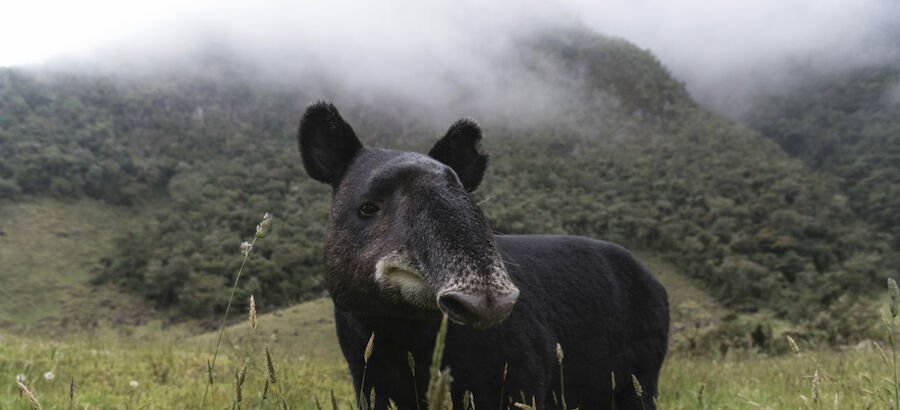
[512,396,537,410]
[358,332,375,410]
[426,314,451,410]
[234,358,249,409]
[463,390,475,410]
[249,295,257,333]
[632,374,646,410]
[314,394,323,410]
[201,211,273,408]
[697,383,705,408]
[631,374,642,397]
[426,368,453,410]
[265,344,277,384]
[408,351,421,410]
[429,315,449,384]
[812,370,821,404]
[17,381,42,410]
[365,333,375,363]
[786,335,800,355]
[556,343,566,410]
[69,378,75,410]
[499,362,508,410]
[876,341,890,365]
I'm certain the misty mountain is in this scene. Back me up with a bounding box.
[747,64,900,246]
[0,29,892,341]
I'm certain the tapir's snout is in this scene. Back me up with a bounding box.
[437,285,519,329]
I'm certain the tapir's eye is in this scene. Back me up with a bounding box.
[359,202,380,218]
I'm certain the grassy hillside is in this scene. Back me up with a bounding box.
[0,198,156,332]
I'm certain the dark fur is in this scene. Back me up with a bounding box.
[297,102,669,410]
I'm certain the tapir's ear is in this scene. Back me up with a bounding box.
[298,102,363,185]
[428,119,488,192]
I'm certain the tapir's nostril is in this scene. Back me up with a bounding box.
[437,288,519,328]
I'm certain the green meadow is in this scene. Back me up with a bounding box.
[2,297,896,409]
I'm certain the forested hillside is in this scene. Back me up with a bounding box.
[0,30,893,340]
[747,65,900,247]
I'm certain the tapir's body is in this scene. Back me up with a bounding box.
[296,102,669,410]
[336,235,668,410]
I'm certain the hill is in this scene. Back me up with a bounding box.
[0,29,892,344]
[0,198,156,332]
[747,64,900,246]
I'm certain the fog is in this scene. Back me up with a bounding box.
[5,0,899,120]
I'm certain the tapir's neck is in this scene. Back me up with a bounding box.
[335,304,446,348]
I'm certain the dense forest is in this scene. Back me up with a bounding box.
[1,30,896,342]
[748,65,900,247]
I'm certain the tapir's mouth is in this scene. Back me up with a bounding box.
[374,251,520,327]
[374,253,437,308]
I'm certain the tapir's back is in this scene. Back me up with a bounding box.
[494,234,669,408]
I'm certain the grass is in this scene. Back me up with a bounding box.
[635,251,731,325]
[2,296,898,409]
[0,198,156,332]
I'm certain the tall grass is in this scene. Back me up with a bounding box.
[200,212,272,408]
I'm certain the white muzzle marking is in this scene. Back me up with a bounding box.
[374,252,436,308]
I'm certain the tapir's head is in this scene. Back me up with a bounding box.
[298,102,518,328]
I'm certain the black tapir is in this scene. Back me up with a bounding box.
[297,102,669,410]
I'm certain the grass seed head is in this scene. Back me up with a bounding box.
[426,368,453,410]
[365,332,375,363]
[256,212,273,238]
[875,341,889,364]
[407,351,415,374]
[556,342,564,364]
[17,381,42,410]
[632,374,643,397]
[464,390,475,410]
[890,278,900,317]
[611,371,616,391]
[812,369,820,404]
[786,335,800,355]
[249,295,257,332]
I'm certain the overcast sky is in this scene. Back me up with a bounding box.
[2,0,898,118]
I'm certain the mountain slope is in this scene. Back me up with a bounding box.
[747,65,900,245]
[0,30,891,338]
[0,198,155,331]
